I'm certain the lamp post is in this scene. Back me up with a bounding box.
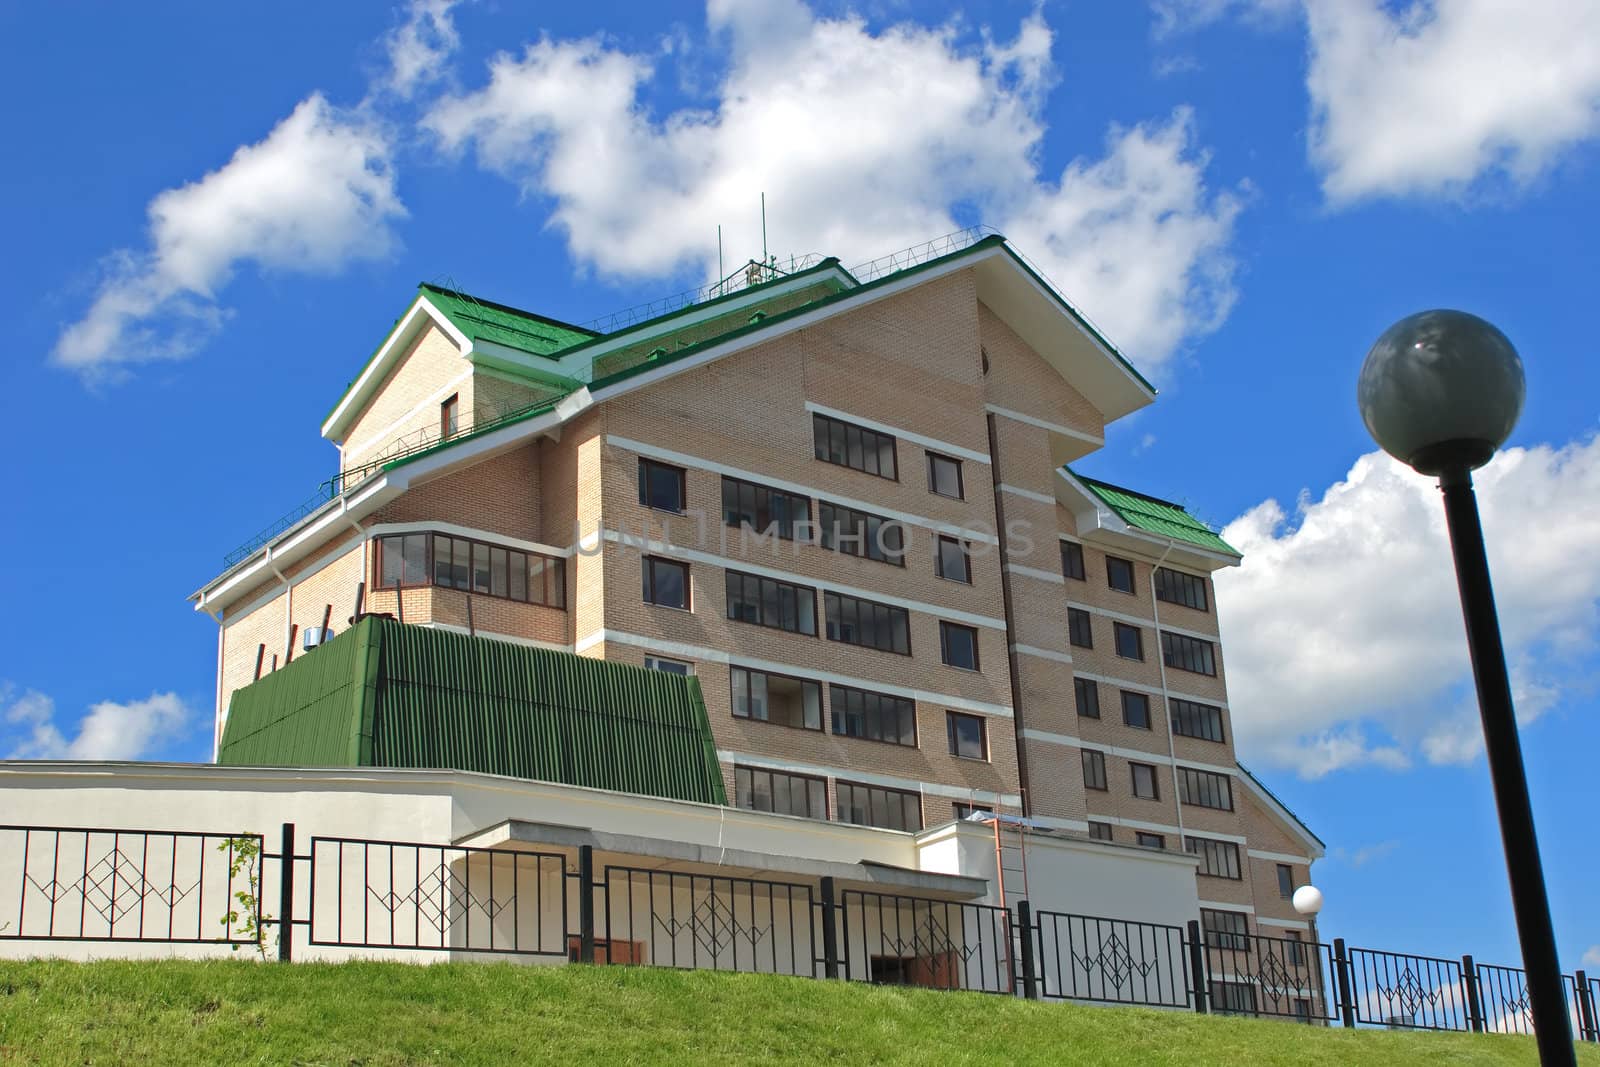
[1358,309,1574,1064]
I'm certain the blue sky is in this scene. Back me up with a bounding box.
[2,1,1597,971]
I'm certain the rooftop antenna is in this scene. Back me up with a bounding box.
[718,225,724,296]
[761,192,768,281]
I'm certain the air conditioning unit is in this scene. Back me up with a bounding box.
[302,627,334,651]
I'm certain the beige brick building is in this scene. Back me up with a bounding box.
[192,234,1323,955]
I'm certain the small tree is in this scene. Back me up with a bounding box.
[217,835,275,961]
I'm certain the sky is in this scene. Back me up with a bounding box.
[1,0,1597,973]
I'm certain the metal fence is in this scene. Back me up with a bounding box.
[1,820,1597,1047]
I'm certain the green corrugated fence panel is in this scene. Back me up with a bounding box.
[216,622,374,766]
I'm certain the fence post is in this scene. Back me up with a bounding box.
[1576,970,1598,1043]
[1187,920,1208,1014]
[577,844,595,964]
[1016,900,1038,1000]
[1461,955,1485,1032]
[819,876,840,980]
[277,822,294,963]
[1333,938,1356,1028]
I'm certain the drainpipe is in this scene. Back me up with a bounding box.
[1148,542,1184,843]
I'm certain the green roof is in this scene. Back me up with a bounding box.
[217,617,727,806]
[418,283,598,357]
[1071,472,1240,557]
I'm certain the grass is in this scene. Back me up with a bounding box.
[0,959,1596,1066]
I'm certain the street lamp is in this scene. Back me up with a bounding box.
[1292,885,1323,918]
[1358,309,1574,1064]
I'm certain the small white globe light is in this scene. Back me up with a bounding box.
[1356,309,1524,476]
[1292,884,1324,917]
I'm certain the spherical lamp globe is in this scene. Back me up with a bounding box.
[1356,310,1524,476]
[1292,884,1323,918]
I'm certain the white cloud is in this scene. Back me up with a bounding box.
[1331,839,1399,868]
[379,0,462,100]
[52,94,404,380]
[4,687,191,761]
[424,0,1244,373]
[1585,945,1600,968]
[1216,433,1600,777]
[1150,0,1297,38]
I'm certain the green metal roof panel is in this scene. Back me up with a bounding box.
[419,283,598,357]
[218,617,727,806]
[1072,473,1240,557]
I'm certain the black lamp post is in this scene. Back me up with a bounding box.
[1357,309,1574,1064]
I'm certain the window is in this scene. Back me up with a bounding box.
[731,667,821,731]
[926,452,964,499]
[1121,690,1151,729]
[1106,555,1135,594]
[935,536,972,583]
[1211,981,1258,1016]
[946,711,987,760]
[1278,864,1296,899]
[1074,677,1100,719]
[1136,832,1166,849]
[1068,608,1094,649]
[939,621,980,671]
[1155,567,1209,612]
[638,458,687,513]
[1161,631,1217,676]
[1170,698,1226,743]
[817,501,905,565]
[1088,821,1114,842]
[1060,540,1086,581]
[377,533,566,607]
[1177,767,1233,811]
[726,570,817,635]
[1202,909,1250,952]
[1114,622,1144,661]
[1292,997,1311,1023]
[953,801,991,822]
[1286,931,1308,968]
[1185,837,1242,880]
[735,765,827,820]
[830,684,916,747]
[814,413,897,480]
[1130,762,1160,800]
[722,476,809,541]
[440,394,459,439]
[825,592,909,654]
[836,781,921,831]
[642,556,690,609]
[1082,749,1108,791]
[644,656,692,675]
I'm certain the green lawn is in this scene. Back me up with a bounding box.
[0,959,1595,1066]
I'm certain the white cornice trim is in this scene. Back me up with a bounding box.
[323,296,471,442]
[365,522,573,559]
[998,482,1056,506]
[1255,917,1312,930]
[984,404,1102,446]
[716,748,1023,808]
[1010,644,1073,665]
[417,622,571,652]
[804,401,990,465]
[1004,563,1064,585]
[1199,900,1255,915]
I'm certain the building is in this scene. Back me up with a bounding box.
[173,231,1321,990]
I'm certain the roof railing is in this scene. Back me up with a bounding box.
[579,253,827,335]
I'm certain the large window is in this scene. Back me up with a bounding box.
[726,570,817,635]
[1106,555,1135,594]
[1185,836,1242,879]
[722,476,809,541]
[1155,567,1209,612]
[825,592,910,654]
[945,711,987,760]
[735,765,827,820]
[1088,821,1114,842]
[935,536,972,583]
[642,556,690,609]
[1074,677,1100,719]
[1278,864,1296,899]
[731,667,821,731]
[829,684,916,746]
[1130,762,1160,800]
[1082,749,1108,791]
[1136,832,1166,850]
[939,621,980,671]
[1060,540,1085,581]
[644,656,692,675]
[817,501,905,565]
[1177,766,1234,810]
[926,451,964,499]
[1162,631,1217,676]
[1170,698,1226,743]
[1202,909,1251,951]
[836,781,921,831]
[638,458,687,513]
[1114,622,1144,661]
[376,533,565,607]
[1068,608,1094,649]
[1211,981,1258,1017]
[814,413,897,480]
[1121,690,1151,729]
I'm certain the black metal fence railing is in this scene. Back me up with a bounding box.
[1033,910,1190,1008]
[2,820,1599,1047]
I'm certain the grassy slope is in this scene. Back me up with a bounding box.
[0,960,1595,1066]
